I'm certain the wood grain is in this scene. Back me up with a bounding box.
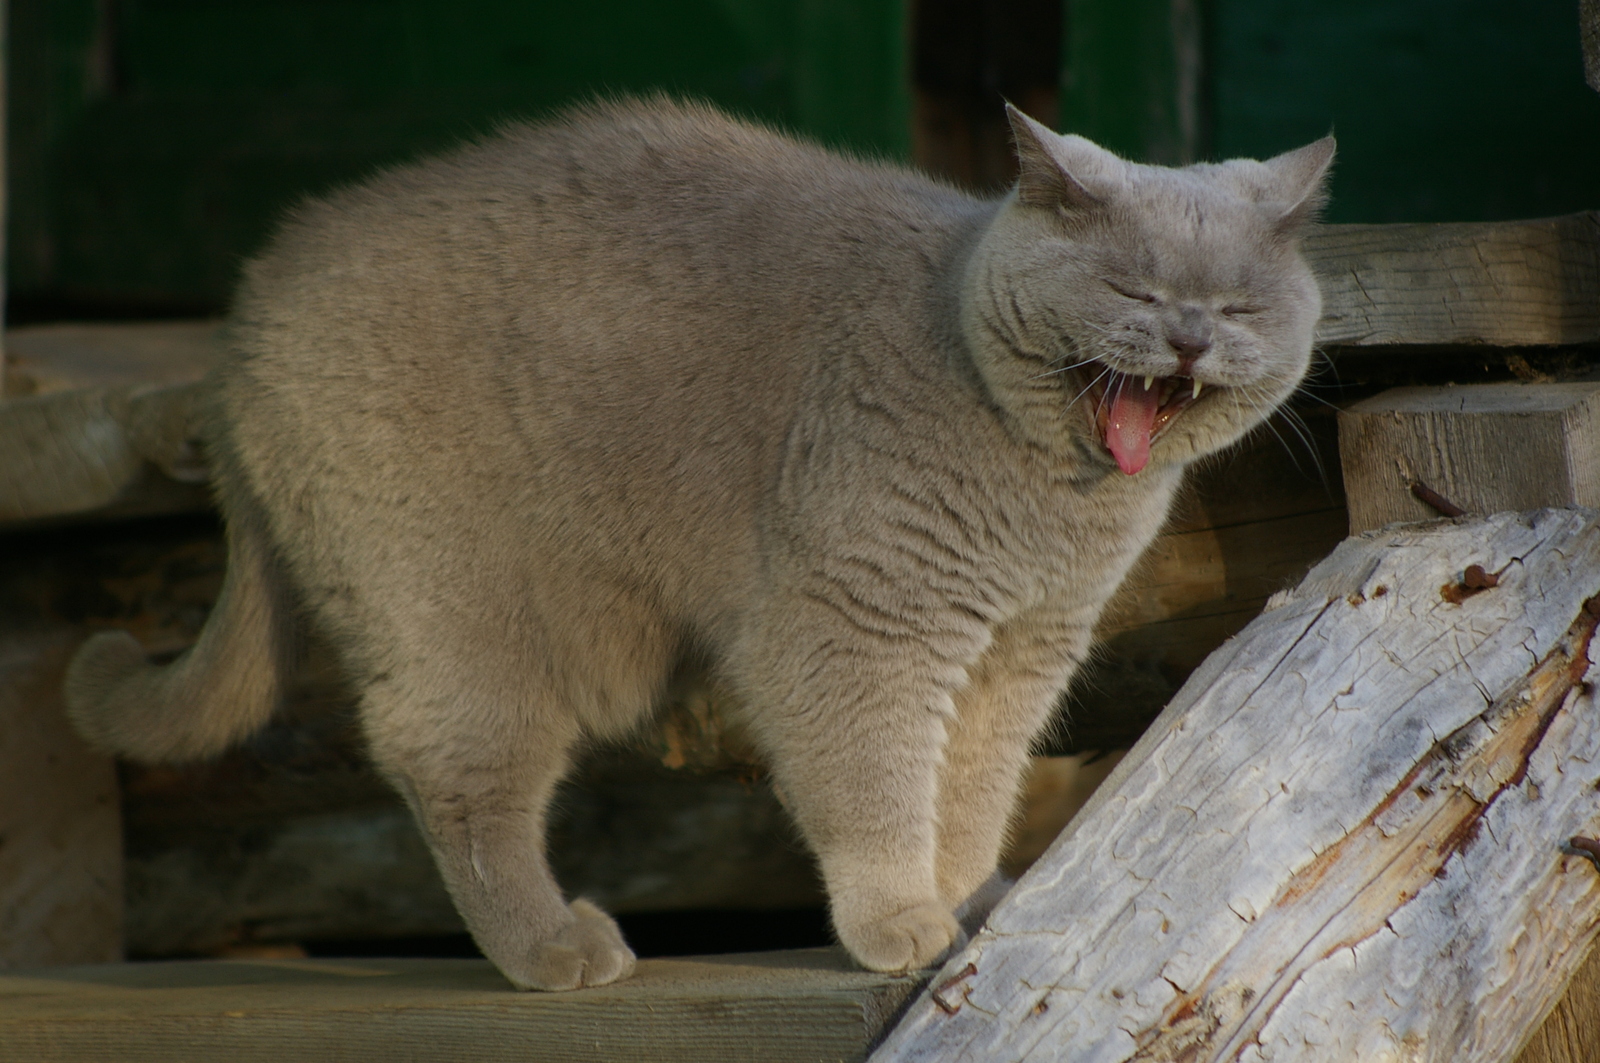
[876,510,1600,1063]
[1307,213,1600,349]
[0,949,923,1063]
[1338,382,1600,534]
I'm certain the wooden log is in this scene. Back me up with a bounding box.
[1307,213,1600,349]
[0,382,209,526]
[875,510,1600,1063]
[0,949,923,1062]
[1338,382,1600,534]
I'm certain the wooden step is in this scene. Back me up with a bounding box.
[0,949,923,1063]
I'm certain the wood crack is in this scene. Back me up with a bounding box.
[1129,595,1600,1063]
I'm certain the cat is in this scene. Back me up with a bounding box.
[65,97,1332,991]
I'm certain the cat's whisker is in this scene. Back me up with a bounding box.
[1065,366,1114,412]
[1030,356,1099,381]
[1278,405,1330,485]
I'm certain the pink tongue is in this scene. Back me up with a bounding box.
[1106,375,1160,475]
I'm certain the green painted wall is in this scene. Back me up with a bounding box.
[1062,0,1600,224]
[1212,0,1600,223]
[9,0,909,312]
[12,0,1599,313]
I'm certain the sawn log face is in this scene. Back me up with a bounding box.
[876,510,1600,1063]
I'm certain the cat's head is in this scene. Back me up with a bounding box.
[962,106,1334,478]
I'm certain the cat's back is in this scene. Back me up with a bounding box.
[234,98,970,345]
[212,99,989,612]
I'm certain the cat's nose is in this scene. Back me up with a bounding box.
[1167,308,1213,372]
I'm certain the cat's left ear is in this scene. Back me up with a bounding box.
[1261,136,1336,232]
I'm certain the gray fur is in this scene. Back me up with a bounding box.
[64,98,1332,989]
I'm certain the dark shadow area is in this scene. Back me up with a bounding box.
[300,907,834,960]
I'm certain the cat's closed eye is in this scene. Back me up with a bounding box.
[1105,280,1157,303]
[1220,303,1265,317]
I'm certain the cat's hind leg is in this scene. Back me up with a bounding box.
[349,604,671,992]
[364,678,636,990]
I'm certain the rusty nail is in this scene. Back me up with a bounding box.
[1411,480,1466,518]
[1567,836,1600,871]
[1461,565,1498,590]
[932,962,978,1014]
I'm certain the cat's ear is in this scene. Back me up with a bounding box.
[1261,135,1336,232]
[1005,103,1114,213]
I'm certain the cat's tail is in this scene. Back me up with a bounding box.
[65,507,293,763]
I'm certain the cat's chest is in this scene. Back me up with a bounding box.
[986,467,1180,607]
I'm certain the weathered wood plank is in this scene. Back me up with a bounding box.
[0,950,923,1063]
[1308,213,1600,348]
[1339,382,1600,534]
[876,510,1600,1063]
[3,321,217,398]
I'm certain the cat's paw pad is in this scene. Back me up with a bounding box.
[505,899,637,991]
[840,903,961,974]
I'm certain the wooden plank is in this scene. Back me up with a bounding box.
[1307,212,1600,348]
[0,949,923,1062]
[875,510,1600,1062]
[0,625,123,967]
[1338,382,1600,534]
[3,321,217,397]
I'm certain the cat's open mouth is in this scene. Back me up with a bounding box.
[1083,367,1204,476]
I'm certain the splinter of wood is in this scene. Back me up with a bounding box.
[931,963,978,1014]
[1411,479,1466,518]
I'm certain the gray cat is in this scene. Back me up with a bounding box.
[65,98,1332,990]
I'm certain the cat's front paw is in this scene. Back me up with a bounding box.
[838,903,962,974]
[501,899,637,991]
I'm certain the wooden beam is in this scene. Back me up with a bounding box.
[3,321,217,397]
[0,950,923,1062]
[1338,382,1600,534]
[1307,212,1600,348]
[876,510,1600,1062]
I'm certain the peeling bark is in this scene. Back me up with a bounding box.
[876,511,1600,1063]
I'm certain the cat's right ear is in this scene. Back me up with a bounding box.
[1262,135,1336,232]
[1005,104,1109,213]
